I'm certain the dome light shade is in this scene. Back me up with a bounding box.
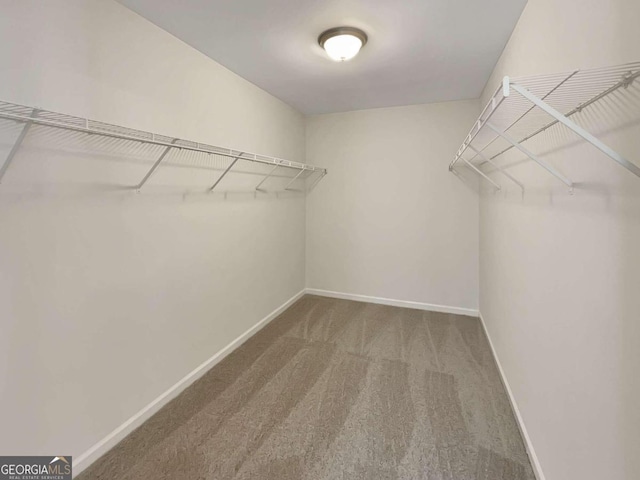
[318,27,368,62]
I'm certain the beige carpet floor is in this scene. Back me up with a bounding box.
[77,295,536,480]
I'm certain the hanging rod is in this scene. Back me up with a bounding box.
[0,99,327,191]
[450,61,640,191]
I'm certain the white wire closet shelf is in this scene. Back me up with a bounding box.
[0,100,327,192]
[450,61,640,192]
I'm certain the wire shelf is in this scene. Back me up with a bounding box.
[451,61,640,190]
[0,99,327,192]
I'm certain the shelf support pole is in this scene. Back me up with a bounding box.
[284,169,305,191]
[208,152,244,192]
[486,122,573,188]
[0,108,39,184]
[255,164,279,191]
[461,158,501,190]
[136,139,178,191]
[511,82,640,178]
[468,145,524,191]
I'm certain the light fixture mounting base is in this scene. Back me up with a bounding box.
[318,26,368,48]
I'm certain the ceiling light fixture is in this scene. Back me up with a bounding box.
[318,27,368,62]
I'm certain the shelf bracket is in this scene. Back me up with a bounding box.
[136,139,179,191]
[468,145,524,191]
[307,170,326,192]
[511,82,640,178]
[486,122,574,188]
[0,108,39,184]
[255,164,279,191]
[461,157,502,191]
[451,80,508,170]
[208,152,244,192]
[503,76,511,97]
[284,169,306,191]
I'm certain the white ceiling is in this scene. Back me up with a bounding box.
[118,0,527,115]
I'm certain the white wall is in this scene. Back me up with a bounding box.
[306,100,480,312]
[0,0,307,471]
[478,1,640,479]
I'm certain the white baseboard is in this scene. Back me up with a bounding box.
[305,288,479,317]
[478,312,546,480]
[73,289,306,477]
